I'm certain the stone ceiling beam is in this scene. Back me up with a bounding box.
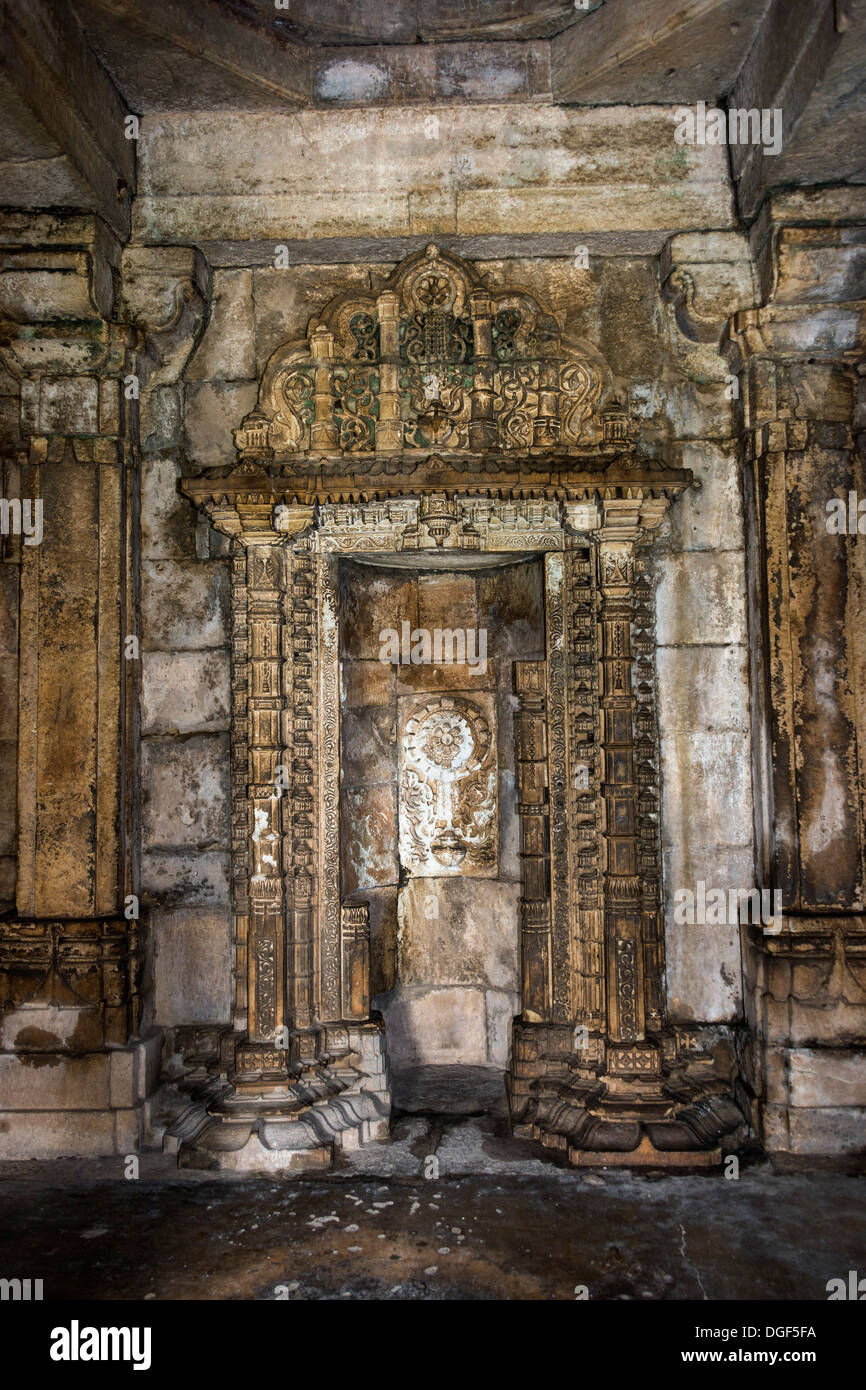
[312,40,551,107]
[550,0,738,102]
[134,104,734,246]
[84,0,310,107]
[728,0,845,220]
[0,0,135,237]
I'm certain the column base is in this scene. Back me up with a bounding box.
[508,1023,745,1168]
[160,1021,391,1172]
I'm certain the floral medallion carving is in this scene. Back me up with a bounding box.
[398,694,497,878]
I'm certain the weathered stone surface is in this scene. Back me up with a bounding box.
[340,567,417,661]
[142,558,230,650]
[656,645,750,735]
[341,658,394,708]
[656,553,748,646]
[786,1106,866,1155]
[394,657,494,694]
[340,705,397,786]
[312,40,551,106]
[186,269,255,381]
[664,918,742,1024]
[789,1049,866,1108]
[0,1052,110,1110]
[152,906,233,1025]
[141,849,230,907]
[141,734,230,850]
[485,988,517,1068]
[417,572,477,633]
[183,380,257,468]
[0,740,16,857]
[660,730,753,851]
[0,1109,118,1159]
[141,650,230,736]
[134,106,734,244]
[361,885,398,996]
[252,264,374,375]
[340,782,398,893]
[478,561,545,656]
[141,455,199,561]
[660,443,744,552]
[379,984,489,1066]
[551,0,769,105]
[396,878,520,992]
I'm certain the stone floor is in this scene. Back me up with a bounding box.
[1,1076,864,1301]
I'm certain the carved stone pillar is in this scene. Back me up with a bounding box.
[513,660,551,1020]
[597,500,644,1043]
[468,288,496,450]
[376,289,402,452]
[309,325,337,451]
[236,540,290,1085]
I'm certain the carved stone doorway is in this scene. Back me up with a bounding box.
[176,245,744,1170]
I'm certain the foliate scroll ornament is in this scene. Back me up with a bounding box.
[270,361,315,452]
[332,366,379,452]
[560,359,601,444]
[401,364,471,449]
[237,245,625,462]
[399,695,497,878]
[495,363,539,449]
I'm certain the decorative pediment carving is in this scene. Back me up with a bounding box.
[234,244,631,466]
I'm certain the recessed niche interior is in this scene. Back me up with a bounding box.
[338,554,546,1100]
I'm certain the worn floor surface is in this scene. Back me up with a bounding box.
[1,1089,864,1301]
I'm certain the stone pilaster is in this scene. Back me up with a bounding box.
[724,188,866,1156]
[0,212,153,1156]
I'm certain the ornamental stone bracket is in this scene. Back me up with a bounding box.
[174,246,746,1171]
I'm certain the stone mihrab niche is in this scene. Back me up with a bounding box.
[173,245,744,1170]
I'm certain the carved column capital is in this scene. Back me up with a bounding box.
[120,245,210,389]
[661,230,758,348]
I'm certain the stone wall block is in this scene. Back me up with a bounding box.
[141,734,230,850]
[152,906,233,1025]
[141,650,230,736]
[141,456,199,560]
[142,558,230,650]
[186,269,255,381]
[656,552,748,646]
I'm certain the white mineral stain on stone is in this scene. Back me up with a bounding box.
[316,60,390,102]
